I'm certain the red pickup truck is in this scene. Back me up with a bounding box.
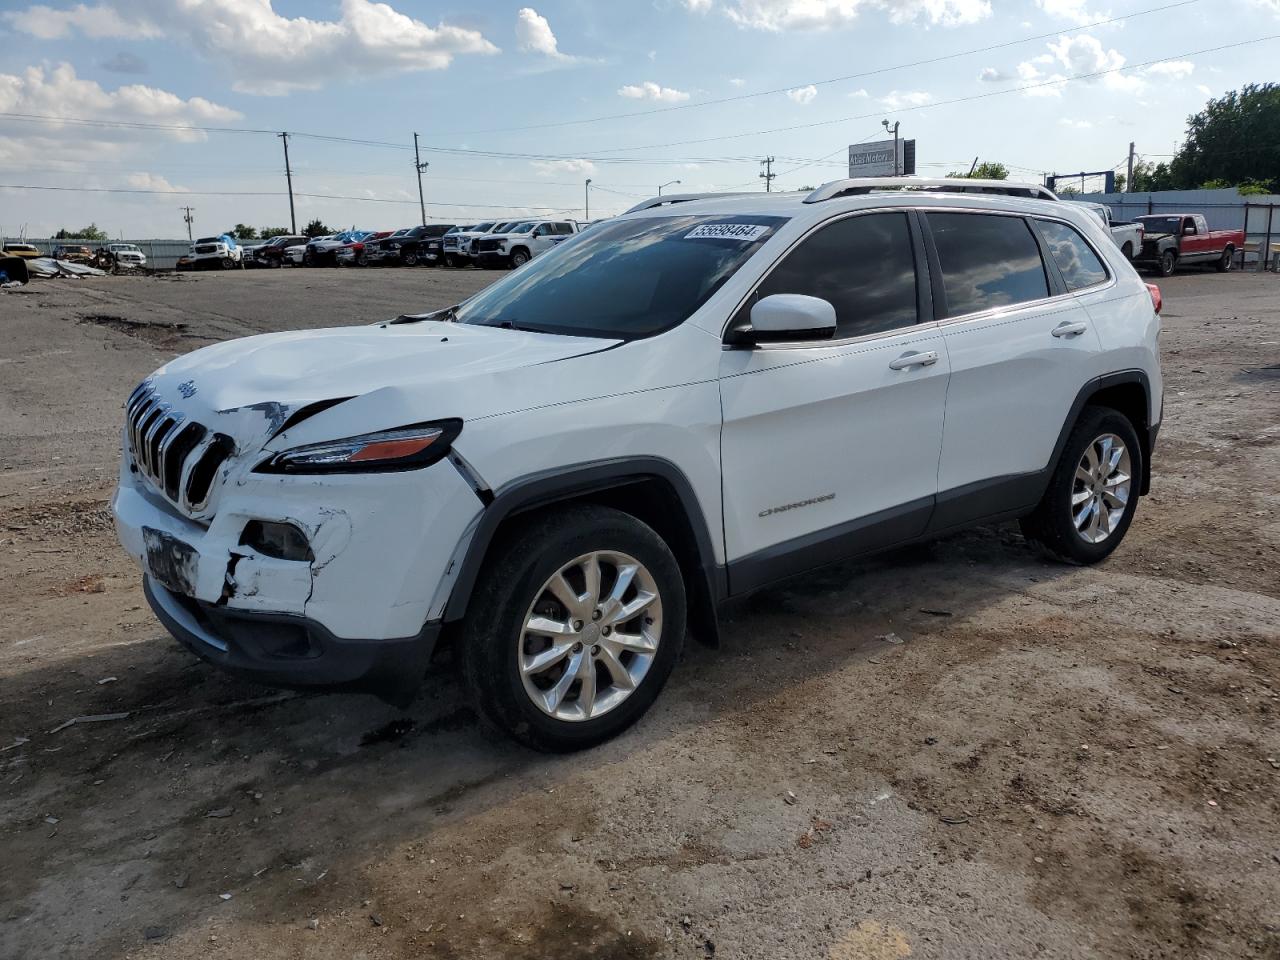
[1133,214,1244,276]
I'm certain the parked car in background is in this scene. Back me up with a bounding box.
[2,242,41,259]
[438,225,475,267]
[190,235,243,270]
[249,235,307,268]
[110,179,1164,751]
[53,244,94,263]
[284,240,313,266]
[106,243,147,269]
[1133,214,1244,276]
[369,224,456,266]
[475,219,579,268]
[337,231,392,267]
[449,221,502,266]
[305,230,370,267]
[1072,203,1143,260]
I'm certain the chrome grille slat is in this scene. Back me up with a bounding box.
[123,381,234,519]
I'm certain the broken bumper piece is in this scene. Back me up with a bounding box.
[144,577,440,705]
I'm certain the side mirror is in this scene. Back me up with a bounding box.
[747,294,837,343]
[1183,224,1196,235]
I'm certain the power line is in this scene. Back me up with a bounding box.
[430,0,1206,137]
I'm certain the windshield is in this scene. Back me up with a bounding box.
[511,222,535,234]
[472,222,496,232]
[452,214,787,340]
[1137,216,1182,234]
[196,237,220,244]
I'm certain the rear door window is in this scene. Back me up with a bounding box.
[926,212,1049,317]
[742,211,918,339]
[1035,219,1109,291]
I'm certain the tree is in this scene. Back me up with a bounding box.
[302,218,332,238]
[53,223,108,241]
[1125,160,1176,193]
[1168,83,1280,192]
[229,224,258,240]
[945,161,1009,180]
[259,226,291,238]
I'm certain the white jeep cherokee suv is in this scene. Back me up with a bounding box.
[113,178,1162,752]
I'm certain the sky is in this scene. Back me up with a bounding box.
[0,0,1277,240]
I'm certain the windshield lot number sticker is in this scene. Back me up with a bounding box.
[685,224,770,241]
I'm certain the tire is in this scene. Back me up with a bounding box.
[403,250,419,266]
[1120,242,1133,260]
[303,252,314,267]
[444,254,459,268]
[1020,406,1143,565]
[1158,249,1177,277]
[461,504,687,752]
[510,248,530,268]
[1215,246,1234,272]
[221,257,234,270]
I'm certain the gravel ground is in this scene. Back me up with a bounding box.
[0,266,1277,960]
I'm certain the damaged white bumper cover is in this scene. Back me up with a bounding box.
[112,438,484,700]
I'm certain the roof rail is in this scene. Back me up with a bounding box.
[622,192,760,215]
[804,177,1059,204]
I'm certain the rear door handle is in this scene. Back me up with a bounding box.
[1051,320,1088,338]
[888,350,939,370]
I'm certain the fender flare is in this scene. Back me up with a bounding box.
[441,457,725,633]
[1050,369,1156,496]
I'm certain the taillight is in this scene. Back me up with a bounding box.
[1145,283,1162,314]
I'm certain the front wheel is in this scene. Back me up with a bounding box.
[221,257,234,270]
[403,251,418,266]
[1020,406,1142,565]
[1215,246,1234,272]
[510,248,530,268]
[1158,249,1177,277]
[461,505,686,752]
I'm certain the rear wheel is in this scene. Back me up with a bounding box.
[1158,249,1177,277]
[1020,406,1142,565]
[1215,246,1234,272]
[1120,242,1133,260]
[461,505,686,752]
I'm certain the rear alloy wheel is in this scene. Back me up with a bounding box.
[1120,242,1133,260]
[461,505,686,752]
[1020,406,1142,564]
[1158,249,1176,277]
[1216,246,1234,272]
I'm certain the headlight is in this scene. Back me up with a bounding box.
[257,420,462,474]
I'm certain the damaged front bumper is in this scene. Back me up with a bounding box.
[112,439,484,702]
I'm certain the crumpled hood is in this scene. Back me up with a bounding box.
[147,320,617,422]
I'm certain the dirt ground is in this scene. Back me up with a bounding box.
[1,266,1277,960]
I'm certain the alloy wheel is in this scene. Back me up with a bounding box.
[1070,433,1132,544]
[518,551,663,722]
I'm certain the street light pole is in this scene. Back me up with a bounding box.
[881,119,900,176]
[658,179,681,196]
[585,178,592,220]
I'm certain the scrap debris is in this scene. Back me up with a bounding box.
[48,712,130,734]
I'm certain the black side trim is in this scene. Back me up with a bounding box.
[727,496,933,597]
[441,457,724,625]
[927,472,1046,535]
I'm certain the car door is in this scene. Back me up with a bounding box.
[925,209,1104,530]
[718,209,950,594]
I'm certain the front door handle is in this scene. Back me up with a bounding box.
[1051,320,1088,338]
[888,350,939,370]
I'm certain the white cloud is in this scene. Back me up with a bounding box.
[786,84,817,104]
[695,0,990,30]
[618,80,691,102]
[1035,0,1110,25]
[880,89,933,109]
[531,158,596,176]
[1145,60,1194,80]
[4,0,500,95]
[979,66,1008,81]
[729,77,746,86]
[515,7,568,59]
[1195,83,1212,96]
[0,62,241,164]
[1,2,160,39]
[1058,117,1093,128]
[1014,33,1140,96]
[126,172,187,192]
[848,87,869,97]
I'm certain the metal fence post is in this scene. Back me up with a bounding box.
[1265,204,1275,274]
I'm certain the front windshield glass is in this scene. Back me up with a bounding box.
[472,222,496,232]
[511,223,535,234]
[1137,216,1182,234]
[452,214,787,340]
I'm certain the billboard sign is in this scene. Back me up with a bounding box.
[848,139,916,177]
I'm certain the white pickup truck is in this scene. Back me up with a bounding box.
[1073,202,1143,261]
[473,219,580,268]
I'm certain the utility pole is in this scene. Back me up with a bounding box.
[585,178,592,219]
[759,156,776,192]
[180,206,195,242]
[278,132,297,234]
[882,119,901,176]
[1126,141,1136,193]
[413,133,428,226]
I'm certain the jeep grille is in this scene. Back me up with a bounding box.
[124,381,234,515]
